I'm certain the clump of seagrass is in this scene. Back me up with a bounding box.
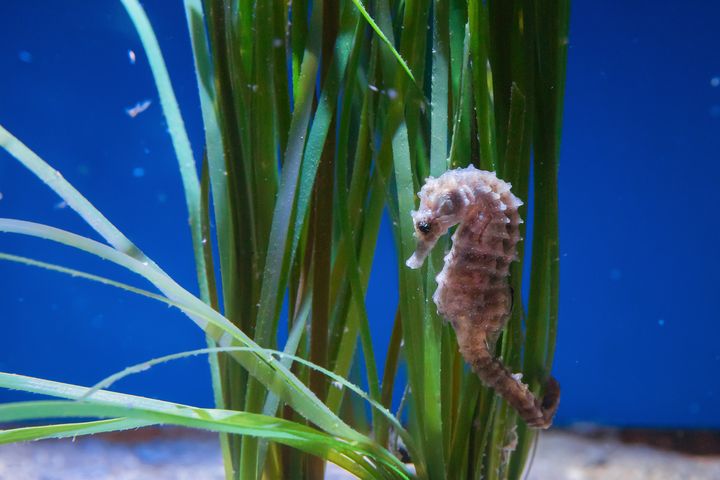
[406,165,559,429]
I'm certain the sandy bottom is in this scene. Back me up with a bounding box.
[1,428,719,479]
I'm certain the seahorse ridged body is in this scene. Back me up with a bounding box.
[406,165,559,429]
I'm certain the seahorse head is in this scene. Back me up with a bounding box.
[406,176,468,269]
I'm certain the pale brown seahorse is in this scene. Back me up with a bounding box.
[406,165,560,429]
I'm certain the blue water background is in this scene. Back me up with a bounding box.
[1,1,719,427]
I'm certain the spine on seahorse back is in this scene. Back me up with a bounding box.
[406,166,559,429]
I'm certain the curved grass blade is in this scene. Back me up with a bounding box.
[183,0,233,286]
[252,0,324,351]
[118,0,209,300]
[468,0,498,170]
[0,252,197,310]
[349,0,417,87]
[0,251,404,445]
[0,125,149,264]
[0,400,398,480]
[0,418,155,444]
[0,219,365,444]
[78,345,415,455]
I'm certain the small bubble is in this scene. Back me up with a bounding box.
[272,38,283,48]
[0,192,3,201]
[657,318,665,326]
[711,77,720,87]
[128,49,137,64]
[53,200,68,210]
[386,88,398,100]
[132,167,145,178]
[18,50,32,63]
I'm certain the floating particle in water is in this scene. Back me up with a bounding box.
[658,318,665,326]
[711,76,720,87]
[0,192,3,201]
[18,50,32,63]
[609,268,622,280]
[156,192,167,203]
[132,167,146,178]
[272,38,283,48]
[128,49,137,64]
[125,99,152,118]
[54,200,68,210]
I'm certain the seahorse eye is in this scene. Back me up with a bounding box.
[416,221,432,234]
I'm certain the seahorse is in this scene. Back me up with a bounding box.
[406,165,560,429]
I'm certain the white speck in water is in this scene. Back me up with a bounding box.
[658,318,665,326]
[609,268,622,281]
[132,167,145,178]
[386,88,398,100]
[272,38,283,48]
[18,50,32,63]
[711,76,720,87]
[0,192,3,201]
[202,237,208,244]
[54,200,68,210]
[125,99,152,118]
[141,261,149,266]
[332,380,343,390]
[128,49,137,64]
[368,84,379,92]
[247,84,259,92]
